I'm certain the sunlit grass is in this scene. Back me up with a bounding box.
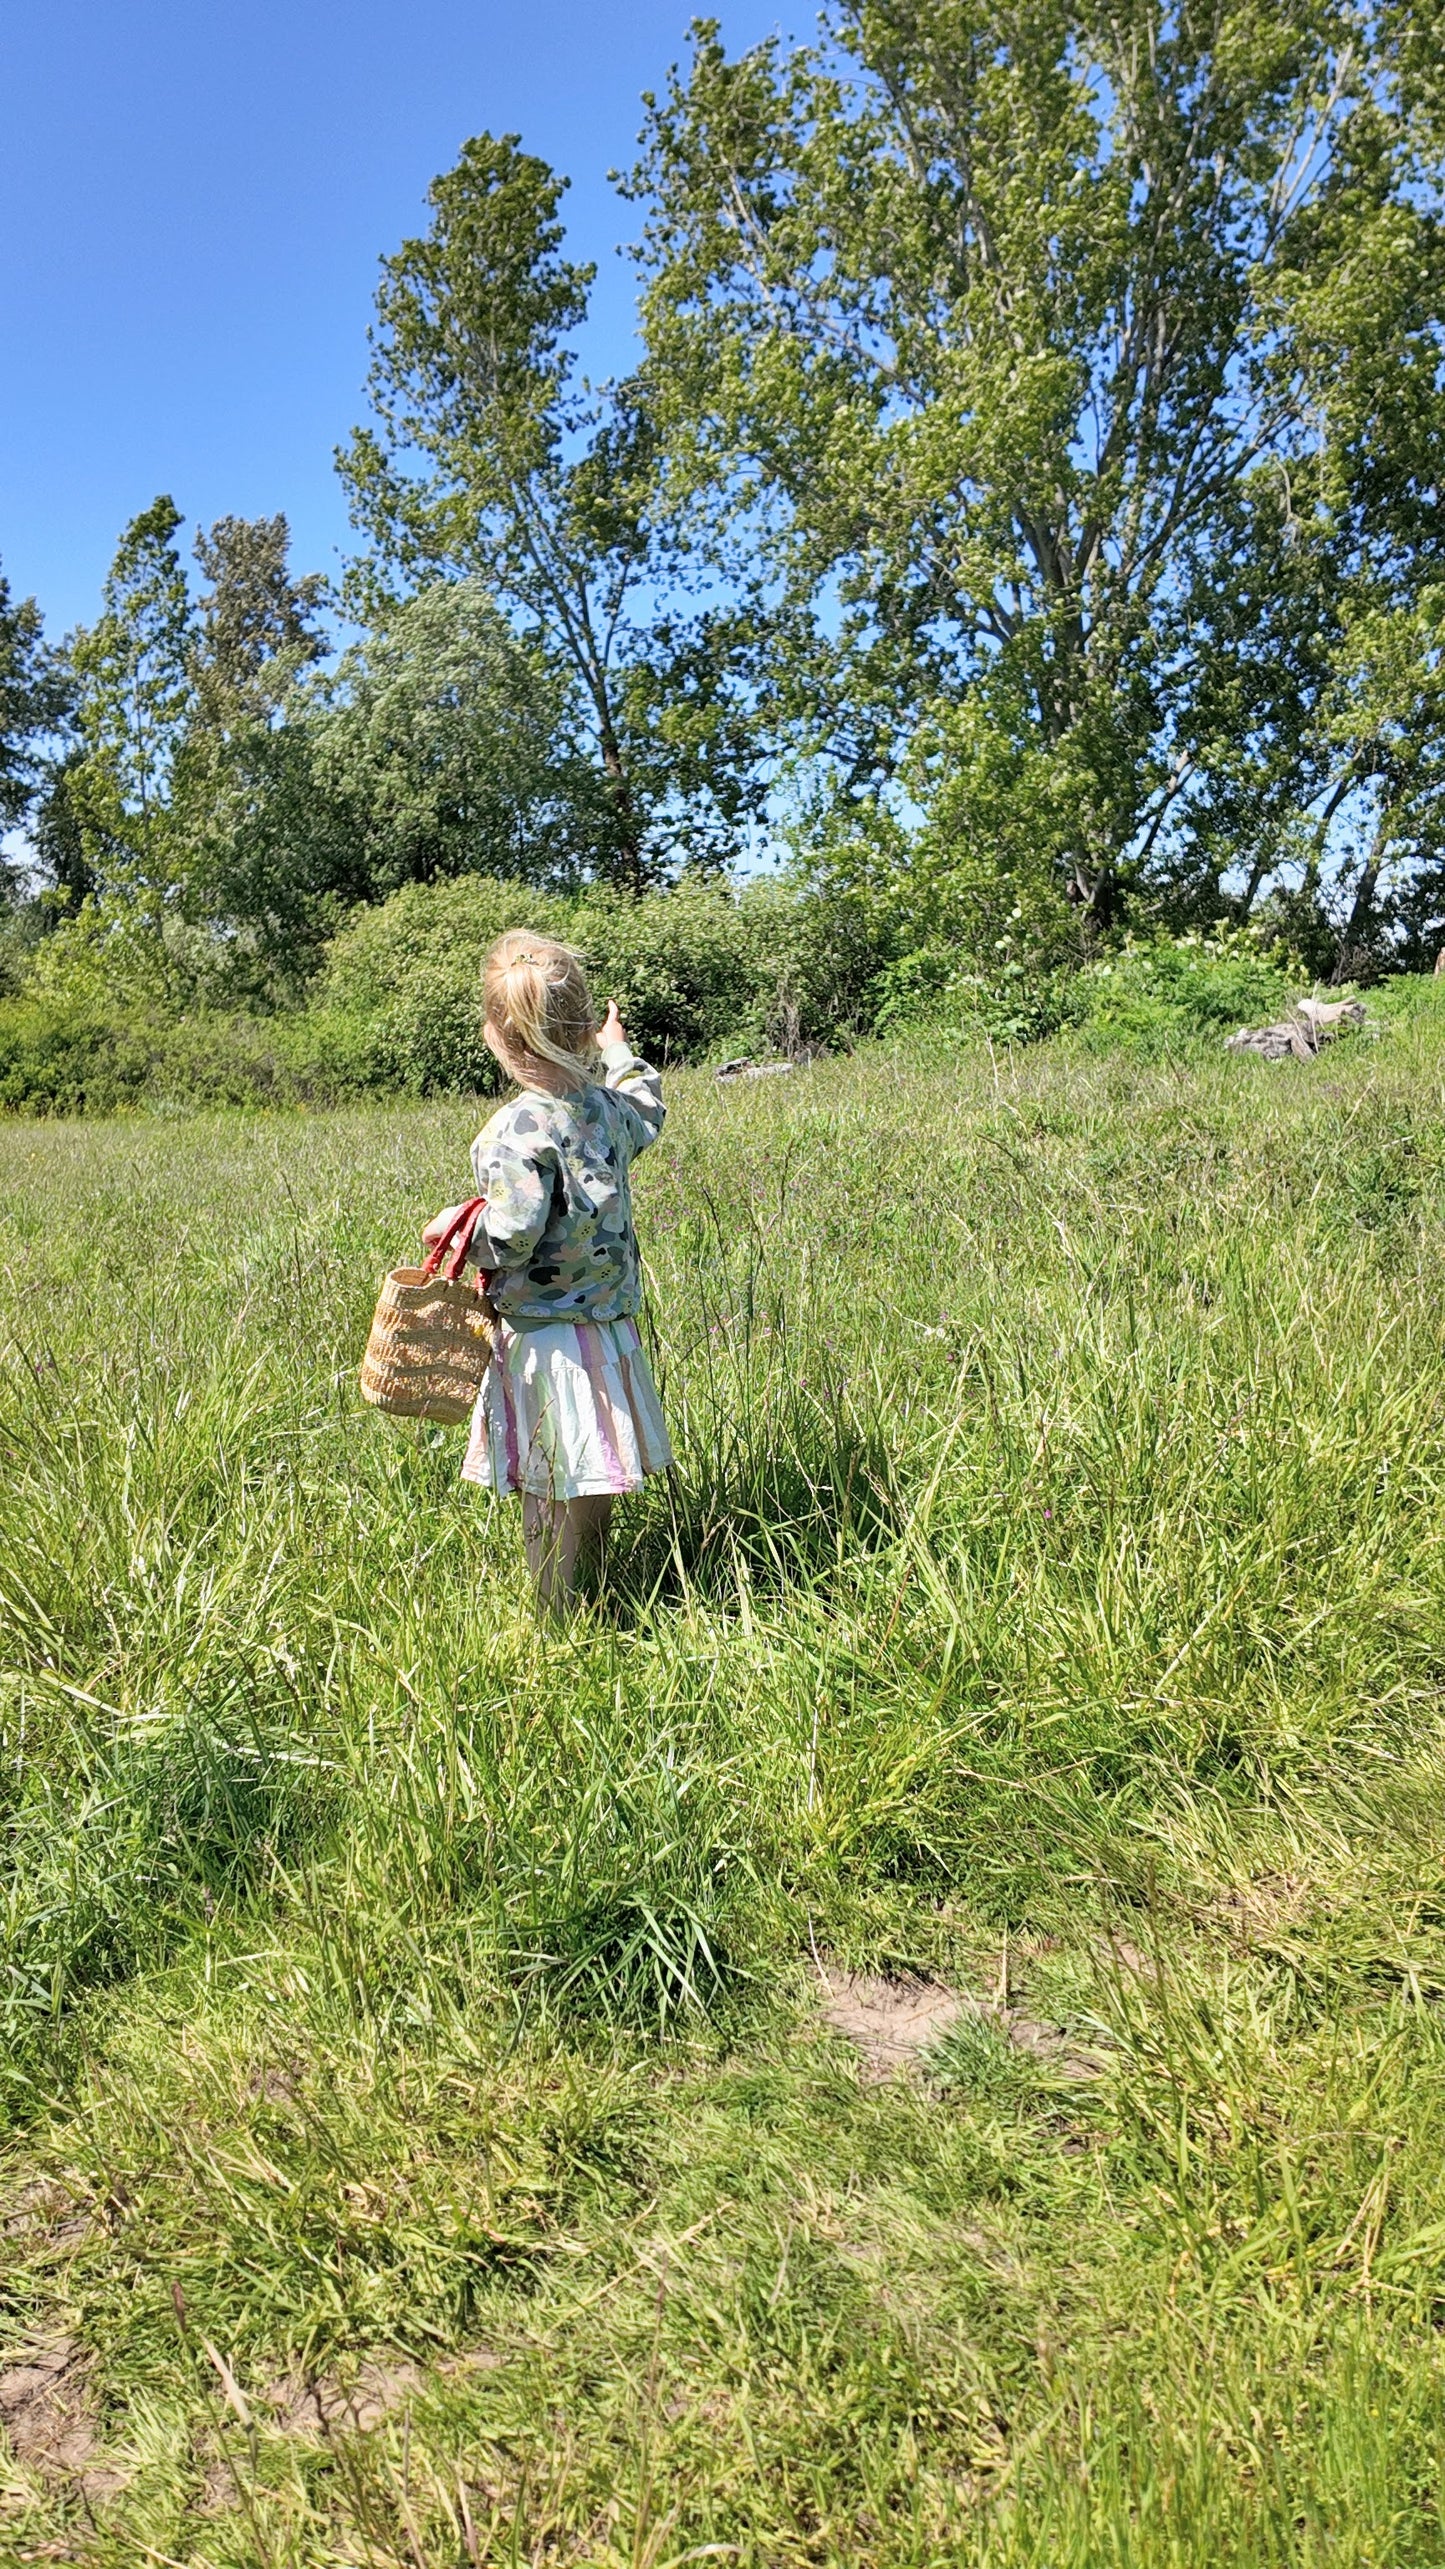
[2,994,1445,2560]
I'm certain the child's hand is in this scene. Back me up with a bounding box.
[599,1000,626,1048]
[423,1203,469,1249]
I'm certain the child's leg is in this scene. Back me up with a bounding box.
[521,1493,615,1615]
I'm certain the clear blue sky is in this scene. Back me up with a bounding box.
[0,0,780,639]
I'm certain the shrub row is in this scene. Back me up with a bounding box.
[0,871,1401,1117]
[0,1000,382,1118]
[0,876,884,1114]
[318,873,884,1092]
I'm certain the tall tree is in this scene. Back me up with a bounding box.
[166,514,335,995]
[629,0,1440,932]
[0,563,70,838]
[67,495,193,899]
[307,579,614,893]
[339,131,765,890]
[29,752,97,916]
[189,513,328,728]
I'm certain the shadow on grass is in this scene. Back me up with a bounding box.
[604,1370,899,1622]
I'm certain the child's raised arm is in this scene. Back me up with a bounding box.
[597,1001,664,1150]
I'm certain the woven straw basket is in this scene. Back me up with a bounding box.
[359,1196,497,1425]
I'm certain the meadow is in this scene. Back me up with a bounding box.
[3,989,1445,2565]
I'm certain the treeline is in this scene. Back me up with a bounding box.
[3,0,1445,1100]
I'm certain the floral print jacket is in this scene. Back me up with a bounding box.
[467,1040,665,1328]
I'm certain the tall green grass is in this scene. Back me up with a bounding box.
[2,991,1445,2561]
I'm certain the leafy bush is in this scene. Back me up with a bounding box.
[1071,930,1297,1058]
[870,944,1085,1045]
[578,877,877,1061]
[871,926,1307,1060]
[0,871,886,1114]
[0,908,1346,1117]
[0,997,382,1117]
[322,876,574,1092]
[0,1001,150,1116]
[318,871,881,1092]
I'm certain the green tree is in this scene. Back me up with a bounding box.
[307,579,614,893]
[630,1,1438,933]
[1270,10,1445,970]
[0,564,71,988]
[188,513,327,729]
[0,563,69,837]
[67,495,193,902]
[339,131,765,891]
[166,513,337,997]
[29,750,96,916]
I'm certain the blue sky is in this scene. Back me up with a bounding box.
[0,0,781,639]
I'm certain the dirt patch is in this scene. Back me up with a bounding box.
[216,2345,507,2462]
[997,2008,1108,2082]
[266,2356,425,2436]
[245,2056,306,2107]
[1213,1870,1312,1951]
[2,2182,70,2240]
[0,2337,125,2500]
[194,2346,504,2512]
[439,2347,505,2379]
[1092,1932,1155,1981]
[818,1966,1106,2083]
[818,1970,966,2077]
[1,2182,93,2260]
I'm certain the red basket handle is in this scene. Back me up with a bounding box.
[421,1196,488,1283]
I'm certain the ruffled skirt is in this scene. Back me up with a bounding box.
[460,1314,673,1501]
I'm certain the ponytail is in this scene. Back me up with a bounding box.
[483,931,601,1089]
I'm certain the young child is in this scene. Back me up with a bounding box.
[424,931,673,1614]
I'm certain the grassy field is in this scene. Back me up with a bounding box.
[3,990,1445,2564]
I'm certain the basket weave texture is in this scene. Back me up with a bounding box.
[360,1198,496,1425]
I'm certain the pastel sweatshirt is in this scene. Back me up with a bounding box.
[467,1040,665,1328]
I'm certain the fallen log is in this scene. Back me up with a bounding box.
[1225,998,1366,1060]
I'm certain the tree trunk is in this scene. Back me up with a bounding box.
[595,699,645,897]
[1063,855,1121,933]
[1332,820,1387,983]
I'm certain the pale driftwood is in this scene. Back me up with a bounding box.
[1225,997,1366,1061]
[1295,996,1368,1033]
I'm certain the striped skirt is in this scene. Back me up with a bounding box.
[460,1314,673,1501]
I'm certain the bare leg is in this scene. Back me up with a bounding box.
[522,1493,615,1617]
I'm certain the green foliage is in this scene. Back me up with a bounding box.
[0,999,145,1116]
[0,869,889,1113]
[11,0,1445,1032]
[319,873,575,1091]
[0,883,1341,1111]
[317,868,880,1092]
[631,2,1445,945]
[871,949,1082,1046]
[6,1020,1445,2553]
[66,494,193,901]
[0,995,381,1116]
[341,130,765,888]
[306,581,611,893]
[1072,929,1300,1059]
[0,559,69,835]
[575,874,873,1061]
[187,511,327,731]
[10,0,1445,1064]
[162,512,339,999]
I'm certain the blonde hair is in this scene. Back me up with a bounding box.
[483,930,601,1089]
